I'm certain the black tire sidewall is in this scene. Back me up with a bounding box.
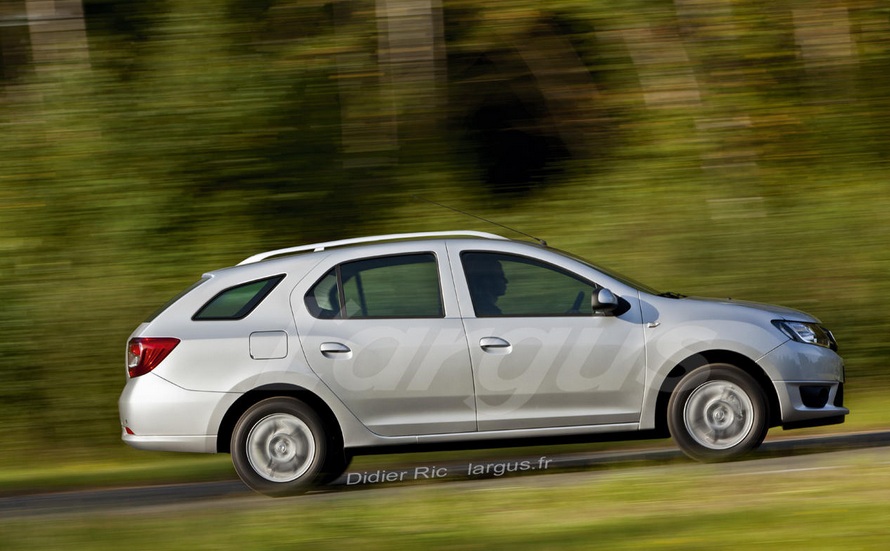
[667,364,768,462]
[231,397,327,496]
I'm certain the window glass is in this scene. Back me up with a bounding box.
[461,252,596,317]
[193,275,284,320]
[305,253,443,319]
[305,270,340,319]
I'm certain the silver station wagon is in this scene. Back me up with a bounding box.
[119,231,848,495]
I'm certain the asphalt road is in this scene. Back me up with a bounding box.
[3,430,890,518]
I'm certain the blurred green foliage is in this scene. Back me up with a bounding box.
[1,0,889,457]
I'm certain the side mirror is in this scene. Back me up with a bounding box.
[591,288,619,316]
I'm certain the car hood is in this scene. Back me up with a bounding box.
[681,296,820,323]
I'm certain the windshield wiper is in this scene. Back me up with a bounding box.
[658,291,687,299]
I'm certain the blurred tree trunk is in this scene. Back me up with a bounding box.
[672,0,762,207]
[616,24,702,111]
[376,0,445,143]
[333,0,445,167]
[792,5,857,103]
[1,1,30,83]
[333,1,396,167]
[511,22,603,158]
[25,0,90,72]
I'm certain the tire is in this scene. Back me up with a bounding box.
[667,364,768,463]
[231,397,326,496]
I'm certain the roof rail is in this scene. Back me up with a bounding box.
[237,230,507,265]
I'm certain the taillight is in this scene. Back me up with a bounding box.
[127,337,180,378]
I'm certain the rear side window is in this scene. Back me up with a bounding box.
[193,275,284,320]
[305,253,443,319]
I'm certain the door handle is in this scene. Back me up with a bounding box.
[479,337,512,354]
[320,342,352,359]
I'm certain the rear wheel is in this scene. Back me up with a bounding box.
[667,364,768,462]
[231,397,326,496]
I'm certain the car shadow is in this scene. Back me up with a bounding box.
[322,429,890,492]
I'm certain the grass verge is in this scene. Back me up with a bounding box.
[3,447,890,549]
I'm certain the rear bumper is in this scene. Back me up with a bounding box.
[122,433,218,453]
[118,372,234,453]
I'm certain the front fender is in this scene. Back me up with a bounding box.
[638,318,784,429]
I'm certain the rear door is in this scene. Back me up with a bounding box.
[294,243,476,436]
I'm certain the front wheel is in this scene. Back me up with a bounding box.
[667,364,768,462]
[231,397,326,496]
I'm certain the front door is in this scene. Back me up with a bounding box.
[455,250,646,431]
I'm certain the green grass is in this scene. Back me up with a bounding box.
[0,453,234,497]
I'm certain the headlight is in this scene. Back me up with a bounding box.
[772,320,837,351]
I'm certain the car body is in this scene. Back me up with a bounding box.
[119,231,848,495]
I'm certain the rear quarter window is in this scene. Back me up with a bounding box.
[193,275,285,320]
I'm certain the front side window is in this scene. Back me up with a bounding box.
[461,252,596,317]
[193,275,284,320]
[305,253,443,319]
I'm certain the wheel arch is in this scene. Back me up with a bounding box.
[216,384,343,454]
[653,350,781,435]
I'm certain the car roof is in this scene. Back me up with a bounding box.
[237,231,510,266]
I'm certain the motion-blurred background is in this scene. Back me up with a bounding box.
[1,0,888,460]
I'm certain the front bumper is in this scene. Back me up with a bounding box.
[759,340,849,428]
[776,381,848,429]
